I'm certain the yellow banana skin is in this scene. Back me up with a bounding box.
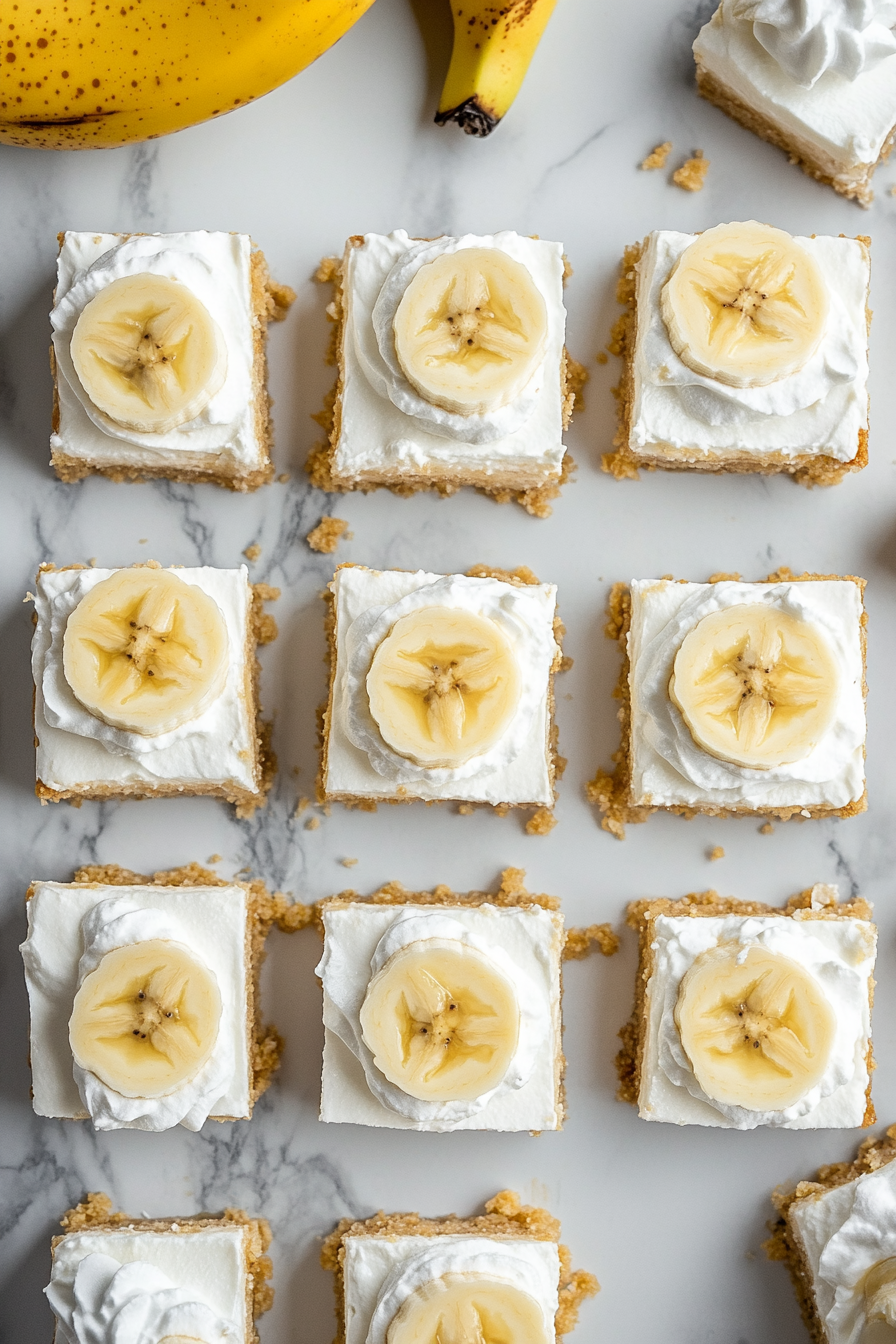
[0,0,375,150]
[436,0,558,136]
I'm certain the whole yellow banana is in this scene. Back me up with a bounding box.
[436,0,558,136]
[0,0,375,150]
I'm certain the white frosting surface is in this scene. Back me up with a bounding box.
[631,231,869,462]
[325,567,558,805]
[317,902,564,1132]
[32,566,259,793]
[342,1235,559,1344]
[628,579,866,810]
[47,1227,249,1344]
[336,231,567,478]
[639,908,876,1129]
[732,0,896,87]
[21,882,251,1124]
[51,231,264,472]
[695,2,896,168]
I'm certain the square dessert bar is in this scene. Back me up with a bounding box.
[307,230,585,517]
[31,562,278,814]
[767,1126,896,1344]
[605,225,870,483]
[50,230,295,490]
[617,885,876,1131]
[694,2,896,205]
[315,870,567,1132]
[588,572,867,837]
[21,863,308,1131]
[319,563,564,830]
[321,1189,598,1344]
[46,1193,273,1344]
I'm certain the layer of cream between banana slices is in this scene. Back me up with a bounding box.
[631,231,869,459]
[791,1152,896,1344]
[694,2,896,169]
[343,1235,559,1344]
[628,579,866,809]
[642,909,875,1129]
[51,231,263,471]
[338,230,567,474]
[21,882,252,1125]
[46,1252,240,1344]
[32,566,258,790]
[317,907,553,1130]
[47,1227,250,1344]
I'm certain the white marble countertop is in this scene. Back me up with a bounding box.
[2,1,896,1340]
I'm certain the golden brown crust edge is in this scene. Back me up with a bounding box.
[320,1190,599,1344]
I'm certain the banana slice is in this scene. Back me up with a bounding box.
[366,605,522,769]
[69,938,222,1099]
[70,272,227,433]
[674,943,836,1112]
[669,603,840,770]
[392,247,548,415]
[62,568,230,736]
[660,221,828,388]
[865,1259,896,1332]
[386,1273,551,1344]
[359,939,520,1102]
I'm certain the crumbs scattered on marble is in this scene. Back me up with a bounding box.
[759,822,774,834]
[708,846,724,862]
[341,857,358,867]
[305,816,320,831]
[641,140,672,170]
[307,516,349,554]
[243,543,261,562]
[673,149,709,192]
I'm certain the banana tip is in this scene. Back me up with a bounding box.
[434,99,500,137]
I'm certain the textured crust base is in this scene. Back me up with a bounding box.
[50,235,296,491]
[52,1193,274,1342]
[318,564,567,827]
[615,887,875,1126]
[586,571,868,837]
[696,64,896,208]
[320,1189,599,1344]
[765,1125,896,1344]
[33,566,280,816]
[602,238,870,485]
[305,242,584,518]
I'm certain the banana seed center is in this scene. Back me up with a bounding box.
[131,986,176,1041]
[735,1000,774,1049]
[725,286,766,322]
[126,621,165,674]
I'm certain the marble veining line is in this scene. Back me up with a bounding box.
[150,481,218,566]
[30,488,84,568]
[235,777,311,893]
[827,837,861,900]
[119,143,164,231]
[536,123,615,191]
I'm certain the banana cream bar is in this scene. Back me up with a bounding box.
[45,1193,273,1344]
[31,562,278,813]
[588,572,867,836]
[307,231,585,517]
[694,2,896,206]
[605,223,870,483]
[319,563,564,828]
[20,863,308,1131]
[617,885,876,1130]
[767,1125,896,1343]
[50,230,295,490]
[321,1189,598,1344]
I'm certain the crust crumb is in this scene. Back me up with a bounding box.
[564,924,620,959]
[306,516,349,554]
[295,796,310,817]
[243,543,261,562]
[708,845,725,861]
[340,857,358,868]
[672,149,709,192]
[525,807,557,836]
[596,350,609,365]
[458,803,475,815]
[207,853,222,864]
[641,140,672,170]
[760,822,775,834]
[305,816,320,831]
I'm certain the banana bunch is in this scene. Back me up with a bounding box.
[0,0,374,150]
[387,1273,551,1344]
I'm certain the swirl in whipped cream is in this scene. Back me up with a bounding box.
[732,0,896,87]
[342,574,558,786]
[46,1252,240,1344]
[811,1160,896,1344]
[316,909,548,1128]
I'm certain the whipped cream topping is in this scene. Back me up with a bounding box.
[652,912,875,1129]
[365,1239,557,1344]
[811,1160,896,1343]
[68,895,233,1131]
[342,574,558,787]
[46,1252,240,1344]
[52,232,258,463]
[317,909,548,1129]
[732,0,896,87]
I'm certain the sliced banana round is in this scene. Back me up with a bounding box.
[69,938,222,1099]
[660,221,829,389]
[62,568,230,737]
[674,943,836,1112]
[366,605,522,769]
[864,1259,896,1332]
[386,1273,551,1344]
[392,247,548,416]
[359,938,520,1103]
[669,603,840,770]
[70,272,227,433]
